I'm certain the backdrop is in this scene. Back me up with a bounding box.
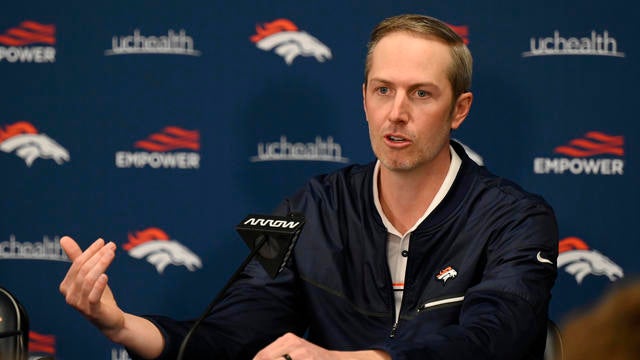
[0,0,636,358]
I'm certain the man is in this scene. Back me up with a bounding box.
[59,14,558,359]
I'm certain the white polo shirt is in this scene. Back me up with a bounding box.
[372,146,462,321]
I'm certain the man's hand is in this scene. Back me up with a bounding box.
[58,236,126,340]
[253,332,391,360]
[59,236,165,358]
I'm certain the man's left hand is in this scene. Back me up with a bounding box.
[253,333,391,360]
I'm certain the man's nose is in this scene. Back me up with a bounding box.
[389,93,410,123]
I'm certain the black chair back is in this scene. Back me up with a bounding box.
[0,287,29,360]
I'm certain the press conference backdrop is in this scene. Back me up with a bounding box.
[0,0,636,358]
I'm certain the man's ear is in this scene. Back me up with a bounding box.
[362,83,369,121]
[451,92,473,130]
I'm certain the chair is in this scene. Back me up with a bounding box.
[544,320,565,360]
[0,287,29,360]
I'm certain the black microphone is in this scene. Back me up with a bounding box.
[176,212,305,360]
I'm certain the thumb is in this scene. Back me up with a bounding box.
[60,235,84,261]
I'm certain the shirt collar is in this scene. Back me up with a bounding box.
[373,145,462,237]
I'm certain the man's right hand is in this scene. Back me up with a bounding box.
[58,236,165,359]
[59,236,126,341]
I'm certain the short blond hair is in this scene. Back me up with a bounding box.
[364,14,473,99]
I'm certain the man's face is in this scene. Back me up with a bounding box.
[363,31,471,173]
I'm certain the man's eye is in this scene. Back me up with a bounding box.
[377,87,389,95]
[415,90,429,97]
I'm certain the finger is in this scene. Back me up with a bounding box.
[60,239,113,297]
[253,333,297,360]
[60,237,104,295]
[84,244,116,302]
[60,236,83,261]
[77,242,116,295]
[88,273,109,304]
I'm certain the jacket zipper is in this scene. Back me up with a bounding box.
[389,321,399,338]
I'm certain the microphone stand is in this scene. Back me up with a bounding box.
[176,235,268,360]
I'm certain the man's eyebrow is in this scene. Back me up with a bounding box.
[368,78,440,89]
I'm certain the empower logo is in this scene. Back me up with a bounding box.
[0,121,69,167]
[105,28,201,56]
[250,135,348,163]
[0,235,69,262]
[533,131,624,175]
[29,331,56,358]
[523,30,625,57]
[558,237,623,284]
[250,18,332,65]
[0,21,56,63]
[115,126,200,169]
[123,227,202,274]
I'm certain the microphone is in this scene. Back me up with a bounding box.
[176,212,305,360]
[236,213,305,279]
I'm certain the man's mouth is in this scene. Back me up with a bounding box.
[386,135,408,143]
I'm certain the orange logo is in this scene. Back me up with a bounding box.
[558,237,624,284]
[533,131,625,175]
[0,121,70,166]
[29,331,56,356]
[554,132,624,157]
[134,126,199,152]
[436,266,458,284]
[115,126,200,169]
[0,21,55,46]
[250,18,332,65]
[124,227,202,274]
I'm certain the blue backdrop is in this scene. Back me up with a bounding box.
[0,0,637,358]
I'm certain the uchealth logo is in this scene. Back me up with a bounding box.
[111,347,131,360]
[29,331,56,359]
[0,21,56,63]
[0,234,69,262]
[105,28,201,56]
[0,121,70,167]
[250,18,332,65]
[558,237,624,284]
[533,131,624,175]
[250,135,348,163]
[123,227,202,274]
[523,30,625,58]
[115,126,200,169]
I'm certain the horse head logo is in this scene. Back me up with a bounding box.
[558,237,624,284]
[250,19,332,65]
[0,121,70,167]
[124,228,202,274]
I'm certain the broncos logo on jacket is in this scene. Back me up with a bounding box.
[250,18,332,65]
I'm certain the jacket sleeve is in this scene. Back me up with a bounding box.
[381,201,559,360]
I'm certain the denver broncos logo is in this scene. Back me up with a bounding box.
[558,237,624,284]
[436,266,458,285]
[250,18,332,65]
[123,227,202,274]
[0,121,70,167]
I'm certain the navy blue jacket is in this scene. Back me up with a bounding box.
[138,141,558,360]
